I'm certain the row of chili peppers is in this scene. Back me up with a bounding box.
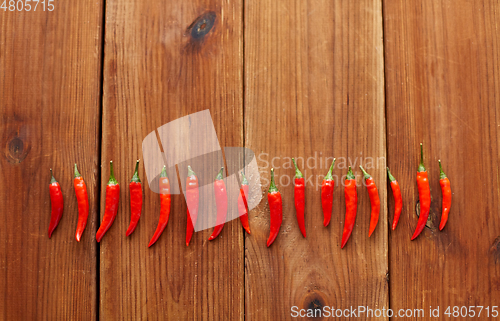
[48,161,244,246]
[48,143,451,247]
[267,143,451,247]
[266,143,451,247]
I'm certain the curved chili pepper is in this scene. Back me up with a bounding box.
[126,160,142,236]
[438,160,451,230]
[387,167,402,230]
[267,168,283,247]
[321,159,336,227]
[96,161,120,242]
[209,167,227,241]
[341,166,357,249]
[292,158,306,237]
[148,166,171,247]
[186,165,199,246]
[74,164,89,241]
[360,165,380,237]
[238,172,251,234]
[411,143,431,240]
[48,169,64,238]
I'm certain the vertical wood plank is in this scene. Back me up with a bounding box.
[244,0,387,319]
[384,0,500,318]
[101,0,243,319]
[0,1,103,320]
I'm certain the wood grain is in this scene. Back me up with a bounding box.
[100,0,243,319]
[384,0,500,318]
[0,1,103,320]
[244,0,388,319]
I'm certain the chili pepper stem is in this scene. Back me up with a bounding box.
[269,168,278,193]
[292,158,303,178]
[160,165,168,178]
[387,167,396,182]
[108,161,118,185]
[438,160,447,179]
[74,164,81,178]
[216,167,224,180]
[325,158,336,180]
[130,160,141,183]
[241,172,248,185]
[133,160,141,180]
[187,165,196,177]
[418,143,426,172]
[50,168,57,183]
[359,165,371,179]
[346,166,355,180]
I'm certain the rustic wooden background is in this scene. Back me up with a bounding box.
[1,0,499,320]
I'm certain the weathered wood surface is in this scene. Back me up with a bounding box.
[2,0,500,319]
[384,0,500,319]
[100,0,244,319]
[0,1,103,320]
[244,0,388,319]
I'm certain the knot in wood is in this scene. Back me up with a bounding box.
[189,12,216,40]
[5,136,29,164]
[303,290,327,317]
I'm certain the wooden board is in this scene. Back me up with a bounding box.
[100,0,244,319]
[244,0,388,319]
[0,1,103,320]
[384,0,500,318]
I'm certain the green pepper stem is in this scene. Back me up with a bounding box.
[292,158,303,179]
[359,165,371,179]
[50,168,57,184]
[74,164,81,178]
[131,160,141,183]
[216,167,224,180]
[387,167,396,182]
[418,143,426,172]
[241,171,248,185]
[108,161,118,185]
[187,165,196,177]
[346,166,355,180]
[268,168,278,193]
[159,164,167,179]
[324,158,336,180]
[439,160,447,179]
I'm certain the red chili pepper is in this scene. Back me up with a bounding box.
[96,161,120,242]
[341,166,357,249]
[438,160,451,231]
[148,166,171,247]
[387,167,402,230]
[186,166,199,246]
[267,168,282,247]
[74,164,89,241]
[292,158,306,237]
[411,143,431,240]
[126,160,142,237]
[360,165,380,237]
[48,169,64,238]
[209,167,227,241]
[321,159,336,227]
[238,172,251,234]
